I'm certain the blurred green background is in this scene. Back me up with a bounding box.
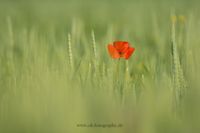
[0,0,200,133]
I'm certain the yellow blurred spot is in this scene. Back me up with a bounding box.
[179,15,186,24]
[171,15,177,24]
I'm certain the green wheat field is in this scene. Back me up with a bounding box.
[0,0,200,133]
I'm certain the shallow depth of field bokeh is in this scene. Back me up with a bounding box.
[0,0,200,133]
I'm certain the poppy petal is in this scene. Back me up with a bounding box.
[108,44,120,59]
[113,41,129,53]
[123,47,135,59]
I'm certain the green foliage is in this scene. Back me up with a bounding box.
[0,1,200,133]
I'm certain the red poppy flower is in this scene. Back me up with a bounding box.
[107,41,135,59]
